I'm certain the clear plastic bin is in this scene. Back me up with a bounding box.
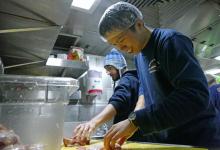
[2,144,45,150]
[0,75,79,150]
[0,75,79,103]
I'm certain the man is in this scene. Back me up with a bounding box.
[71,48,144,145]
[98,2,220,149]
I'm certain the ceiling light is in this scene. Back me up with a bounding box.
[201,45,208,52]
[205,69,220,75]
[214,56,220,60]
[71,0,96,10]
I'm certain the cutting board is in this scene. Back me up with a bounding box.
[61,140,207,150]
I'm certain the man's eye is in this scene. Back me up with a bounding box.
[107,67,111,71]
[120,37,125,42]
[118,38,124,44]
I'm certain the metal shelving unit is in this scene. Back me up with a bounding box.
[46,58,89,79]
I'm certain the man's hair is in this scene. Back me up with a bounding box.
[98,2,143,41]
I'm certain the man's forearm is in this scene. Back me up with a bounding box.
[90,104,117,127]
[134,95,145,111]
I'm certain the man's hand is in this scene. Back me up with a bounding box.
[72,121,96,145]
[0,124,7,130]
[0,124,20,149]
[104,119,138,150]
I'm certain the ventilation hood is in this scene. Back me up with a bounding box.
[0,0,73,75]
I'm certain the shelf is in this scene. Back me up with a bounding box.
[46,58,89,78]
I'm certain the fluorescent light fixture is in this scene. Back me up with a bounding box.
[201,45,208,52]
[205,69,220,75]
[71,0,96,10]
[46,58,63,67]
[214,56,220,60]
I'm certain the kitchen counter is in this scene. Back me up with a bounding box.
[61,140,207,150]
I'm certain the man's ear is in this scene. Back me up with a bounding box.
[135,19,144,33]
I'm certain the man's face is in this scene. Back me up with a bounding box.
[104,21,145,55]
[105,29,142,55]
[105,65,120,81]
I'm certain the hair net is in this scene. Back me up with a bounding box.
[98,1,143,41]
[104,48,127,70]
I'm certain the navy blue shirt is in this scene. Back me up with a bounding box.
[209,84,220,110]
[134,28,220,148]
[108,70,145,141]
[108,70,139,123]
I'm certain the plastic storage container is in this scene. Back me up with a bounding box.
[2,144,45,150]
[0,75,79,150]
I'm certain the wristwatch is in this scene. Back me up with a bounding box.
[128,111,138,127]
